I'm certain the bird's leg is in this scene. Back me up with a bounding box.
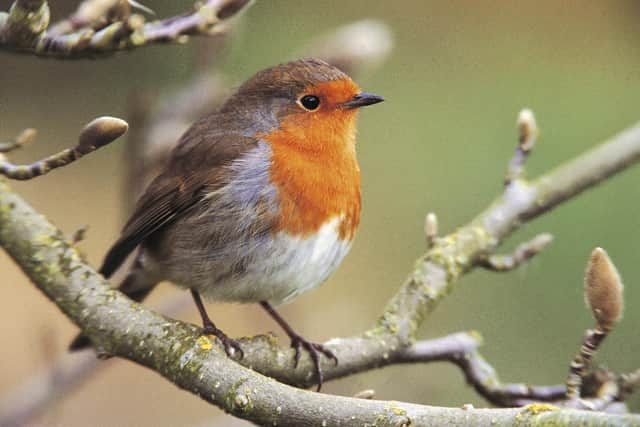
[260,301,337,391]
[190,289,243,359]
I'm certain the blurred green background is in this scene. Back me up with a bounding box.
[1,1,640,425]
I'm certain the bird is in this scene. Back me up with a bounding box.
[70,58,384,390]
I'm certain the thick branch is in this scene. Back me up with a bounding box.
[3,119,640,424]
[0,178,636,426]
[375,122,640,350]
[0,331,475,426]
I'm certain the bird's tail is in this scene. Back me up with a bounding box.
[68,259,157,351]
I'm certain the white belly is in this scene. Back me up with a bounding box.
[199,216,352,305]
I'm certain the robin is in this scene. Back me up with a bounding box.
[70,58,384,390]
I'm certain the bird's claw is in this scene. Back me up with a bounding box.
[290,336,338,391]
[203,324,244,360]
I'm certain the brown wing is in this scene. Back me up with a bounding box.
[99,118,259,278]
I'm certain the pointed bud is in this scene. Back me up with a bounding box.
[425,212,438,245]
[517,108,538,152]
[77,117,128,154]
[584,247,624,330]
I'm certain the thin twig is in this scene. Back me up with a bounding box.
[521,369,625,414]
[0,128,37,153]
[0,117,127,180]
[505,108,539,185]
[478,233,553,272]
[424,212,438,248]
[394,332,566,405]
[566,328,609,400]
[453,351,566,406]
[68,224,89,244]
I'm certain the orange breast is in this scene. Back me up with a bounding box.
[263,109,361,241]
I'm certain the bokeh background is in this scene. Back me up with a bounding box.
[1,1,640,425]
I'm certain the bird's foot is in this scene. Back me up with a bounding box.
[203,322,244,359]
[290,333,338,392]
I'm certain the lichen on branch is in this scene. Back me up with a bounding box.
[3,113,640,425]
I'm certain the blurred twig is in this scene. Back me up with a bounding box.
[0,128,36,153]
[125,73,229,205]
[0,293,192,427]
[68,225,89,244]
[0,352,106,427]
[0,0,252,58]
[299,20,393,76]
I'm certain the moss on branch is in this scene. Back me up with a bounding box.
[3,120,640,425]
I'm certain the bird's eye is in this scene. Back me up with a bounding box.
[299,95,320,111]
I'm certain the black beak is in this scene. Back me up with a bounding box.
[342,92,385,109]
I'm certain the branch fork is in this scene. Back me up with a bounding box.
[2,106,640,425]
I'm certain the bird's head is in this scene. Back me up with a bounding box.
[223,58,384,152]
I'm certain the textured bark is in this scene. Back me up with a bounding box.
[0,0,252,58]
[3,121,640,425]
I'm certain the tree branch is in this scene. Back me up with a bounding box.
[373,121,640,354]
[0,128,36,153]
[0,178,637,427]
[0,294,192,427]
[3,115,640,424]
[0,0,252,58]
[477,233,553,272]
[0,117,127,180]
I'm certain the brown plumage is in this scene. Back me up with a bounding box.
[70,58,384,390]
